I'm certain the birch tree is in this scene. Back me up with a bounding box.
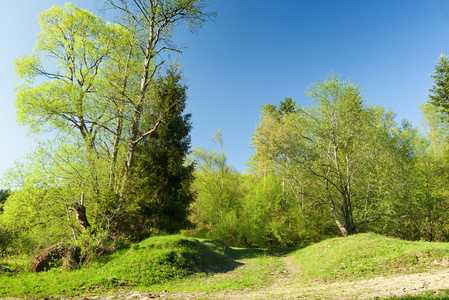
[103,0,217,174]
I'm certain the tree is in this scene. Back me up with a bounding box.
[428,54,449,119]
[189,131,244,245]
[252,74,402,236]
[103,0,217,173]
[388,104,449,242]
[125,66,195,239]
[14,3,116,198]
[249,97,297,177]
[278,97,296,116]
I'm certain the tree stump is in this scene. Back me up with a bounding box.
[31,242,82,272]
[67,202,91,232]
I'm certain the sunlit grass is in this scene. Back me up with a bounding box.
[3,233,449,299]
[0,235,233,298]
[294,232,449,283]
[150,248,286,292]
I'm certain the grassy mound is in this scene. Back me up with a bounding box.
[0,235,233,298]
[294,232,449,282]
[106,235,233,284]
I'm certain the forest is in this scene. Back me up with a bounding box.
[2,0,449,261]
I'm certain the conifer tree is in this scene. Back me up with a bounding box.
[429,54,449,117]
[126,66,194,239]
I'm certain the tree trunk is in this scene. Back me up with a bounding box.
[68,202,91,232]
[325,168,349,237]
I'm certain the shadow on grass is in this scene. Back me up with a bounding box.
[229,246,301,260]
[191,240,303,275]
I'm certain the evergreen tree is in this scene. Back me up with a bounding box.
[126,66,194,239]
[429,54,449,118]
[278,97,296,116]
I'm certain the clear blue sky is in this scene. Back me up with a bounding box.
[1,0,449,180]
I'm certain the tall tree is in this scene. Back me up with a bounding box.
[104,0,217,173]
[14,4,116,197]
[428,54,449,119]
[125,66,195,239]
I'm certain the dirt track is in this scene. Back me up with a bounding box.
[54,255,449,300]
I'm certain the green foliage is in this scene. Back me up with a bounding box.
[238,174,302,247]
[381,104,449,242]
[6,0,215,251]
[189,134,244,246]
[0,189,9,213]
[189,136,327,248]
[0,226,17,257]
[251,73,408,237]
[10,3,130,245]
[14,3,115,136]
[188,132,308,248]
[1,188,71,248]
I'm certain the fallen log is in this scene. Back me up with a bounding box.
[31,242,81,272]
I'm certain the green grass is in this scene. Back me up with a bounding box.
[148,247,290,293]
[0,235,234,298]
[3,233,449,299]
[294,232,449,282]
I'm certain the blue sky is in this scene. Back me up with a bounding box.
[1,0,449,180]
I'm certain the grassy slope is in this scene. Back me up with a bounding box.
[2,233,449,298]
[0,235,234,298]
[295,232,449,282]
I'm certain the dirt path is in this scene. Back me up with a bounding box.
[152,268,449,299]
[66,255,449,300]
